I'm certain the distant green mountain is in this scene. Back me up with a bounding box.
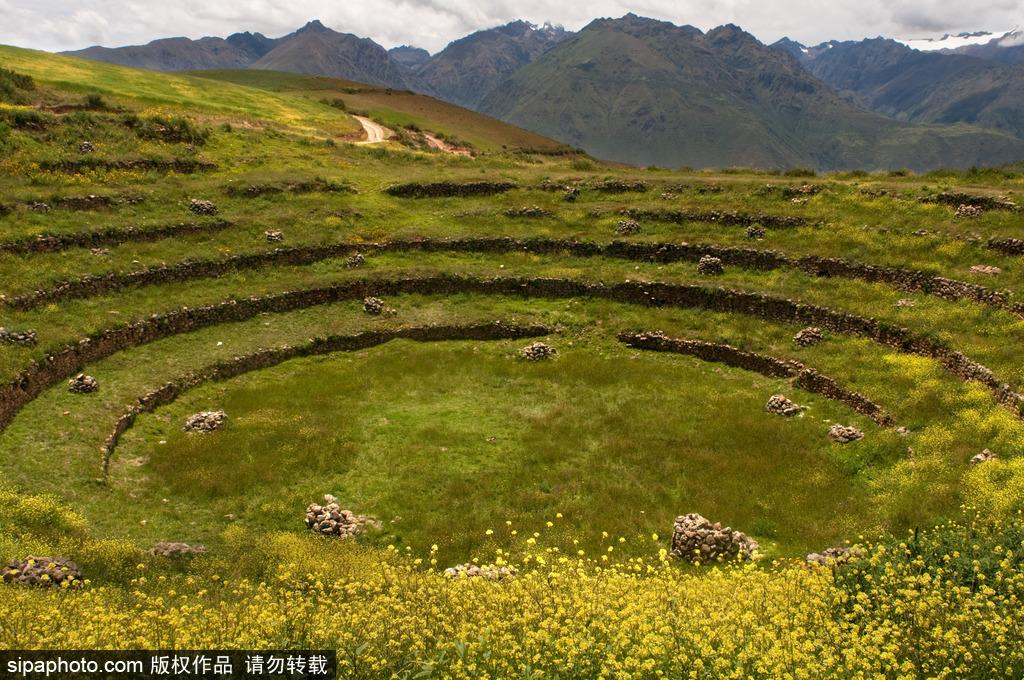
[415,21,571,109]
[479,15,1024,170]
[777,38,1024,140]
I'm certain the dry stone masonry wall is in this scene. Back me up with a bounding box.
[384,181,517,198]
[670,514,759,563]
[0,220,230,256]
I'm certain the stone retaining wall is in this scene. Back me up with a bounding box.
[619,331,895,426]
[99,322,551,478]
[2,274,1020,434]
[37,159,217,174]
[0,220,230,256]
[384,181,517,198]
[988,238,1024,257]
[8,236,1020,318]
[620,208,807,229]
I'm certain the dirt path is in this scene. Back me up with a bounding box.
[424,132,473,157]
[353,115,392,144]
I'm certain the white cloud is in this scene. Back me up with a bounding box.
[0,0,1021,53]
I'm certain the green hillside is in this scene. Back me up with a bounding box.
[1,44,1023,674]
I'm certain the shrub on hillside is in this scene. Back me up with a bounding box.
[122,114,211,145]
[0,67,34,104]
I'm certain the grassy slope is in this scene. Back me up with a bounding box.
[189,69,567,152]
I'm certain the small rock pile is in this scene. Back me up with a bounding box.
[444,563,517,581]
[895,298,916,308]
[152,542,208,559]
[28,201,50,212]
[806,545,863,566]
[78,141,95,154]
[970,265,1002,276]
[828,424,864,443]
[793,327,824,347]
[519,341,557,361]
[955,204,983,219]
[3,556,82,588]
[505,206,552,218]
[305,495,380,537]
[363,296,385,315]
[615,219,641,235]
[697,255,724,275]
[0,327,38,347]
[745,225,766,240]
[264,230,284,242]
[670,513,760,563]
[970,448,997,465]
[765,394,802,417]
[345,252,365,269]
[563,186,580,202]
[188,199,218,215]
[183,410,227,433]
[67,373,98,394]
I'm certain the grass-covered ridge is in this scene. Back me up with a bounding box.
[0,45,1023,671]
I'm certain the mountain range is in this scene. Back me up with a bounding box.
[60,15,1024,171]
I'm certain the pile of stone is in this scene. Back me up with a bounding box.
[970,448,997,465]
[188,199,218,215]
[67,373,98,394]
[3,556,82,588]
[563,187,580,202]
[304,495,380,538]
[615,219,641,235]
[745,225,766,240]
[828,424,864,444]
[363,296,385,315]
[765,394,802,417]
[0,327,38,347]
[895,299,916,308]
[264,230,284,243]
[444,563,517,581]
[793,327,824,347]
[697,255,724,275]
[955,204,983,219]
[519,341,557,361]
[152,542,207,559]
[79,141,94,154]
[970,265,1002,276]
[505,206,552,218]
[670,513,760,563]
[806,545,862,566]
[183,410,227,433]
[28,201,49,212]
[345,252,365,269]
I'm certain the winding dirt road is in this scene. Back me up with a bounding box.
[353,115,392,144]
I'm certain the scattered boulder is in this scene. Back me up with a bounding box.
[895,298,916,308]
[3,556,82,588]
[519,341,557,361]
[304,494,380,538]
[806,545,862,566]
[28,201,50,212]
[745,225,766,240]
[896,426,911,436]
[363,296,385,315]
[793,327,824,347]
[970,448,997,465]
[697,255,724,275]
[183,410,227,433]
[563,186,580,202]
[152,542,207,559]
[615,219,641,235]
[828,424,864,444]
[67,373,98,394]
[670,513,759,563]
[765,394,802,417]
[264,230,284,243]
[970,265,1002,276]
[345,252,365,269]
[955,204,983,219]
[0,327,38,347]
[78,141,95,154]
[188,199,218,215]
[444,563,517,580]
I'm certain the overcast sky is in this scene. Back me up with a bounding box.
[1,0,1021,53]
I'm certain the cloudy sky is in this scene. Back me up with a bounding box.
[1,0,1021,53]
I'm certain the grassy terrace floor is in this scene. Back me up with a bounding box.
[1,45,1024,673]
